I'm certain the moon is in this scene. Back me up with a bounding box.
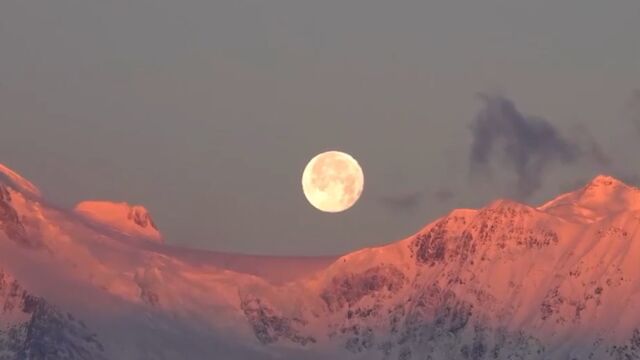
[302,151,364,213]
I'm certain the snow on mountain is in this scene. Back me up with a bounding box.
[539,175,640,222]
[0,268,107,359]
[74,201,163,243]
[0,164,41,198]
[1,163,640,359]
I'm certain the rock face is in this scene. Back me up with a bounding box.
[0,269,106,360]
[320,264,406,312]
[0,185,29,246]
[74,201,162,242]
[127,206,157,231]
[240,295,316,346]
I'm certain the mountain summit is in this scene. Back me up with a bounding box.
[75,201,162,242]
[539,174,640,222]
[1,164,640,359]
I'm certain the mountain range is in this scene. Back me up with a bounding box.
[1,163,640,359]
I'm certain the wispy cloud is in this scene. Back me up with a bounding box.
[433,188,454,203]
[469,94,608,199]
[379,192,422,212]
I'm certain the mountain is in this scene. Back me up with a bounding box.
[1,163,640,359]
[74,201,162,243]
[0,268,106,360]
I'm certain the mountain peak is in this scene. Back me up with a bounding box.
[578,174,638,201]
[585,174,628,189]
[74,201,162,242]
[539,174,640,221]
[0,163,41,197]
[487,198,532,209]
[5,164,640,358]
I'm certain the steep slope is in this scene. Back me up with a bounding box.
[0,165,40,198]
[1,163,640,359]
[0,268,106,360]
[0,184,28,246]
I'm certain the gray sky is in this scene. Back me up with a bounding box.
[1,0,639,255]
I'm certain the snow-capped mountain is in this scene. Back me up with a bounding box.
[1,163,640,359]
[0,268,106,360]
[74,201,162,242]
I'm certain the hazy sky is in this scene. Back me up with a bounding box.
[1,0,639,255]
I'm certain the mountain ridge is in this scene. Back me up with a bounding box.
[74,201,163,243]
[1,163,640,359]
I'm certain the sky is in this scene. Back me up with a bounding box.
[1,0,639,256]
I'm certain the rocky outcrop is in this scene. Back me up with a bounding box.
[0,269,106,360]
[240,295,316,346]
[74,201,162,242]
[127,206,158,231]
[0,185,29,246]
[321,265,407,312]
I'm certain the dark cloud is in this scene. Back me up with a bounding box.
[469,94,608,199]
[571,124,612,167]
[585,140,611,167]
[379,192,422,212]
[433,188,454,203]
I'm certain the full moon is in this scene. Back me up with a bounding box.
[302,151,364,213]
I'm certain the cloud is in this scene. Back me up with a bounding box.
[469,94,608,199]
[571,124,612,167]
[379,192,422,212]
[433,188,454,203]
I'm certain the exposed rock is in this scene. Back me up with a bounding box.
[0,185,29,246]
[0,269,106,360]
[240,295,316,346]
[321,265,407,311]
